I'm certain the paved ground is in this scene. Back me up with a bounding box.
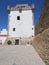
[0,45,46,65]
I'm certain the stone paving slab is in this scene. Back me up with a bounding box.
[0,45,46,65]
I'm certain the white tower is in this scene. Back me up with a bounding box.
[7,4,35,44]
[8,4,34,38]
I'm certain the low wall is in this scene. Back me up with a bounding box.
[5,37,34,45]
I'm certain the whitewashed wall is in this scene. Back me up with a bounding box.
[8,10,34,38]
[0,37,7,45]
[0,29,7,45]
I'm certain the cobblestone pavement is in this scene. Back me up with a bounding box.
[0,45,46,65]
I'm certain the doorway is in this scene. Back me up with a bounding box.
[15,39,19,45]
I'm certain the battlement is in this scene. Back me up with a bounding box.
[7,4,35,11]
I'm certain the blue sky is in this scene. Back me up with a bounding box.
[0,0,44,30]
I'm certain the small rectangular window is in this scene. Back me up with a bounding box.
[32,35,33,37]
[32,28,33,30]
[17,16,20,20]
[13,28,15,31]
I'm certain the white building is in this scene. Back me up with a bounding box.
[7,4,35,45]
[0,29,7,45]
[0,4,35,45]
[8,4,34,38]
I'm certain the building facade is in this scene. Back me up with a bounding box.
[7,4,35,45]
[8,4,35,38]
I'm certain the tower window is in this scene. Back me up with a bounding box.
[32,28,33,30]
[32,35,33,37]
[17,16,20,20]
[13,28,15,31]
